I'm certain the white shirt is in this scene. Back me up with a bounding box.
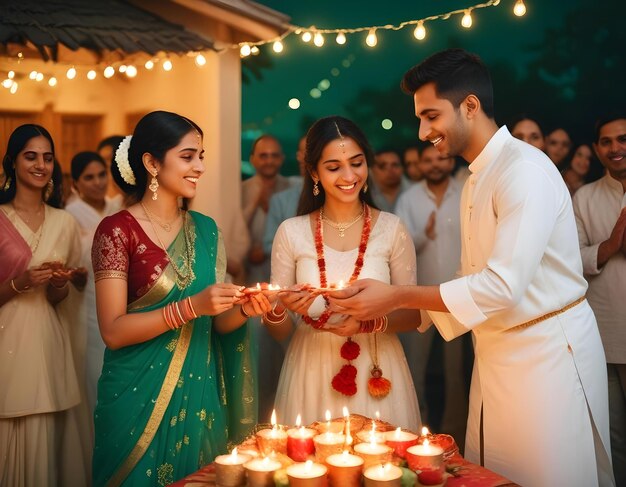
[573,174,626,364]
[396,179,462,285]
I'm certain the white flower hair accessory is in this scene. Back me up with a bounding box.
[115,135,136,186]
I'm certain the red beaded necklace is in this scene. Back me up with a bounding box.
[303,203,372,396]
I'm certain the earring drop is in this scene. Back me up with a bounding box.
[362,182,368,194]
[149,173,159,200]
[313,180,320,196]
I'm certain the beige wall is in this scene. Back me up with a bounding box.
[0,51,242,227]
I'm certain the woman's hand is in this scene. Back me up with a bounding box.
[194,283,244,316]
[15,265,54,291]
[324,315,360,337]
[278,285,317,315]
[70,267,89,290]
[48,268,73,290]
[241,292,273,317]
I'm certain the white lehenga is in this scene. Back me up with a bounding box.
[271,211,421,431]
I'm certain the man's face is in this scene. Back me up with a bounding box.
[413,82,470,159]
[594,119,626,180]
[418,146,455,184]
[372,151,403,188]
[403,147,422,182]
[250,137,284,178]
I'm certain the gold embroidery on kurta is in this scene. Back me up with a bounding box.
[157,463,174,486]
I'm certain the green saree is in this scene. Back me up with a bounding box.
[92,211,256,487]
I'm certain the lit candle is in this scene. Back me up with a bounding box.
[363,463,403,486]
[326,450,364,486]
[353,440,392,469]
[356,419,386,444]
[313,431,346,463]
[342,406,353,447]
[384,427,419,459]
[287,414,316,461]
[214,448,251,487]
[244,456,282,487]
[256,410,288,455]
[406,440,445,485]
[286,460,328,486]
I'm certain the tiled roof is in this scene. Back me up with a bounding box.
[0,0,215,61]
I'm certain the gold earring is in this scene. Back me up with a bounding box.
[149,173,159,200]
[313,180,320,196]
[44,179,54,200]
[3,176,11,191]
[363,182,368,194]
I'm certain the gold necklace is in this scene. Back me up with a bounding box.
[140,202,180,232]
[12,203,45,253]
[141,202,195,289]
[320,205,364,238]
[12,202,44,225]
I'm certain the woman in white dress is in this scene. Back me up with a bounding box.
[267,116,422,430]
[65,151,121,413]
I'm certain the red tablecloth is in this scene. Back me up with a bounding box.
[169,454,520,486]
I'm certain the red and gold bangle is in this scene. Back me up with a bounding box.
[240,303,252,319]
[263,308,287,326]
[186,297,198,319]
[162,304,175,330]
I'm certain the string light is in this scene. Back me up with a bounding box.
[29,70,37,80]
[194,54,206,66]
[118,65,127,73]
[87,69,97,80]
[240,44,251,57]
[336,32,346,45]
[301,31,312,43]
[272,40,284,53]
[251,46,260,55]
[66,67,76,79]
[103,66,115,78]
[461,10,473,28]
[48,77,57,87]
[313,32,324,47]
[513,0,526,16]
[10,82,18,94]
[125,65,138,77]
[8,71,15,79]
[35,72,44,81]
[365,29,378,47]
[413,21,426,40]
[1,79,13,88]
[144,60,154,70]
[162,59,173,71]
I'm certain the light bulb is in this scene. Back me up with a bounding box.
[336,32,346,45]
[8,70,15,79]
[513,0,526,17]
[103,66,115,78]
[87,70,97,80]
[240,44,251,57]
[313,32,324,47]
[66,67,77,79]
[461,10,473,28]
[413,21,426,40]
[10,82,18,94]
[145,60,154,70]
[125,65,137,77]
[251,46,260,55]
[2,79,13,88]
[195,54,206,66]
[272,40,284,53]
[162,60,173,71]
[302,31,312,43]
[366,29,378,47]
[29,70,37,80]
[35,72,44,82]
[118,65,127,73]
[48,77,57,87]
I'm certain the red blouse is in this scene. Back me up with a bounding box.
[92,210,170,302]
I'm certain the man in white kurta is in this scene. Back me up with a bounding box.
[329,48,613,487]
[572,116,626,485]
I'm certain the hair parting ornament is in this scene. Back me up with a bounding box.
[115,135,136,186]
[334,121,346,153]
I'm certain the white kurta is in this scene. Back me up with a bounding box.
[429,127,612,487]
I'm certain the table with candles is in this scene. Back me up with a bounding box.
[170,410,519,487]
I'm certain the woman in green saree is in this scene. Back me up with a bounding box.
[92,111,267,486]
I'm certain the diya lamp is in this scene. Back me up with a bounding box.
[286,459,328,487]
[244,455,282,487]
[313,430,346,463]
[214,447,251,487]
[384,427,419,459]
[363,463,403,487]
[256,409,288,455]
[287,414,316,462]
[319,409,344,434]
[406,439,445,486]
[353,438,392,469]
[325,450,364,486]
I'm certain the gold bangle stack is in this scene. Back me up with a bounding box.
[162,297,198,330]
[262,308,287,326]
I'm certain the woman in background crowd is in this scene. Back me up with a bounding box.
[510,115,545,150]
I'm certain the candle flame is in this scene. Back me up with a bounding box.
[421,426,430,436]
[395,426,402,438]
[342,406,349,418]
[424,439,430,448]
[325,410,331,421]
[375,410,380,419]
[296,414,301,428]
[271,409,277,428]
[256,282,261,289]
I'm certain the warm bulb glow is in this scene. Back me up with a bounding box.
[336,32,346,45]
[162,60,173,71]
[103,66,115,78]
[118,65,127,73]
[29,71,37,80]
[288,98,300,110]
[302,31,312,43]
[251,46,260,55]
[461,10,473,28]
[125,65,138,78]
[313,32,324,47]
[273,40,284,53]
[240,44,251,57]
[144,60,154,70]
[87,70,97,80]
[195,54,206,66]
[35,72,44,82]
[66,67,77,79]
[48,77,57,87]
[2,79,13,88]
[513,0,527,16]
[9,82,18,94]
[8,70,15,79]
[366,29,378,47]
[414,21,426,40]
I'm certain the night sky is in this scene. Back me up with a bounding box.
[241,0,621,174]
